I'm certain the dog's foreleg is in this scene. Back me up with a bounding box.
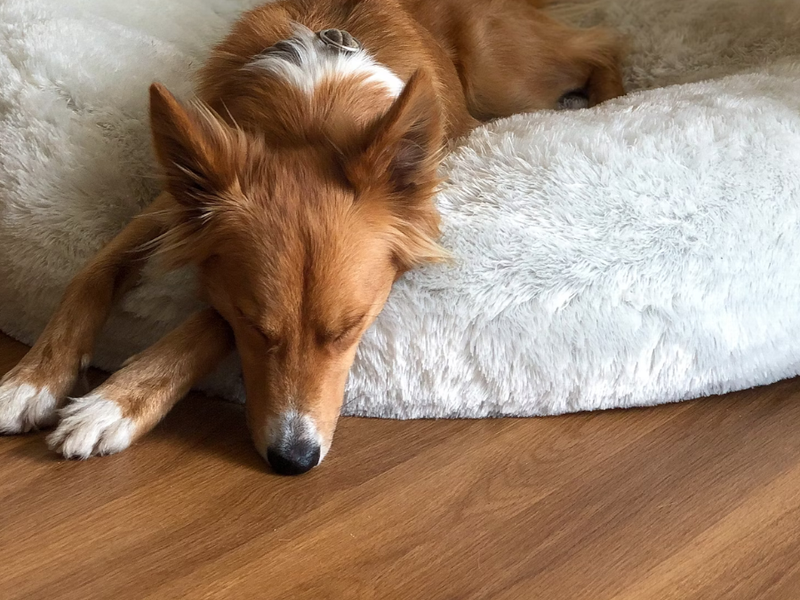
[47,308,234,458]
[0,192,173,433]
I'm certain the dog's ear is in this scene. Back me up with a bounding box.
[345,70,444,196]
[344,71,448,270]
[149,83,238,207]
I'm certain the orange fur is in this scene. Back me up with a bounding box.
[2,0,625,472]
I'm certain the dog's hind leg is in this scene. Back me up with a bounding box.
[47,308,234,458]
[561,27,626,108]
[450,0,625,119]
[0,192,173,433]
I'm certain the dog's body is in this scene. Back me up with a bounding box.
[0,0,624,474]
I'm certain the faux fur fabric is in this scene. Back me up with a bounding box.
[1,0,800,417]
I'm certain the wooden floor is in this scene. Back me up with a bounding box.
[1,332,799,599]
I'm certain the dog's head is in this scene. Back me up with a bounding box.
[148,73,445,474]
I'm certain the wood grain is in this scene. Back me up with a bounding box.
[1,331,799,599]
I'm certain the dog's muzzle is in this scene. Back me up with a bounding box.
[267,441,320,476]
[264,410,323,476]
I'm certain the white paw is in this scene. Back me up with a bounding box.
[0,382,58,433]
[47,394,135,459]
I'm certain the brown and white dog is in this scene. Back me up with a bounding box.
[0,0,624,474]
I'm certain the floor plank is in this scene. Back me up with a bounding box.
[1,332,799,599]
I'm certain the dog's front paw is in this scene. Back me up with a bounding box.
[0,380,59,433]
[47,394,135,459]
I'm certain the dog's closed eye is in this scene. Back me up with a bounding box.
[234,308,282,351]
[316,314,367,347]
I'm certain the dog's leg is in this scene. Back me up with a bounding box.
[0,192,173,433]
[561,27,626,108]
[47,308,234,458]
[449,0,625,119]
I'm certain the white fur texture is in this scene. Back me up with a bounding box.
[47,394,135,458]
[248,24,404,98]
[2,0,800,418]
[0,383,57,433]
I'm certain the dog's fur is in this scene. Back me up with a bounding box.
[0,0,624,473]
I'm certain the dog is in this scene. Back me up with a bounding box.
[0,0,624,474]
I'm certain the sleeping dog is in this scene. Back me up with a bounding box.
[0,0,624,474]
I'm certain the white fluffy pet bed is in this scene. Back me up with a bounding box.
[2,0,800,418]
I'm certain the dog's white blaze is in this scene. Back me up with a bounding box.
[0,382,57,433]
[266,408,325,465]
[47,393,135,459]
[247,25,403,99]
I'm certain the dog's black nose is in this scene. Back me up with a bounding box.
[267,441,320,476]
